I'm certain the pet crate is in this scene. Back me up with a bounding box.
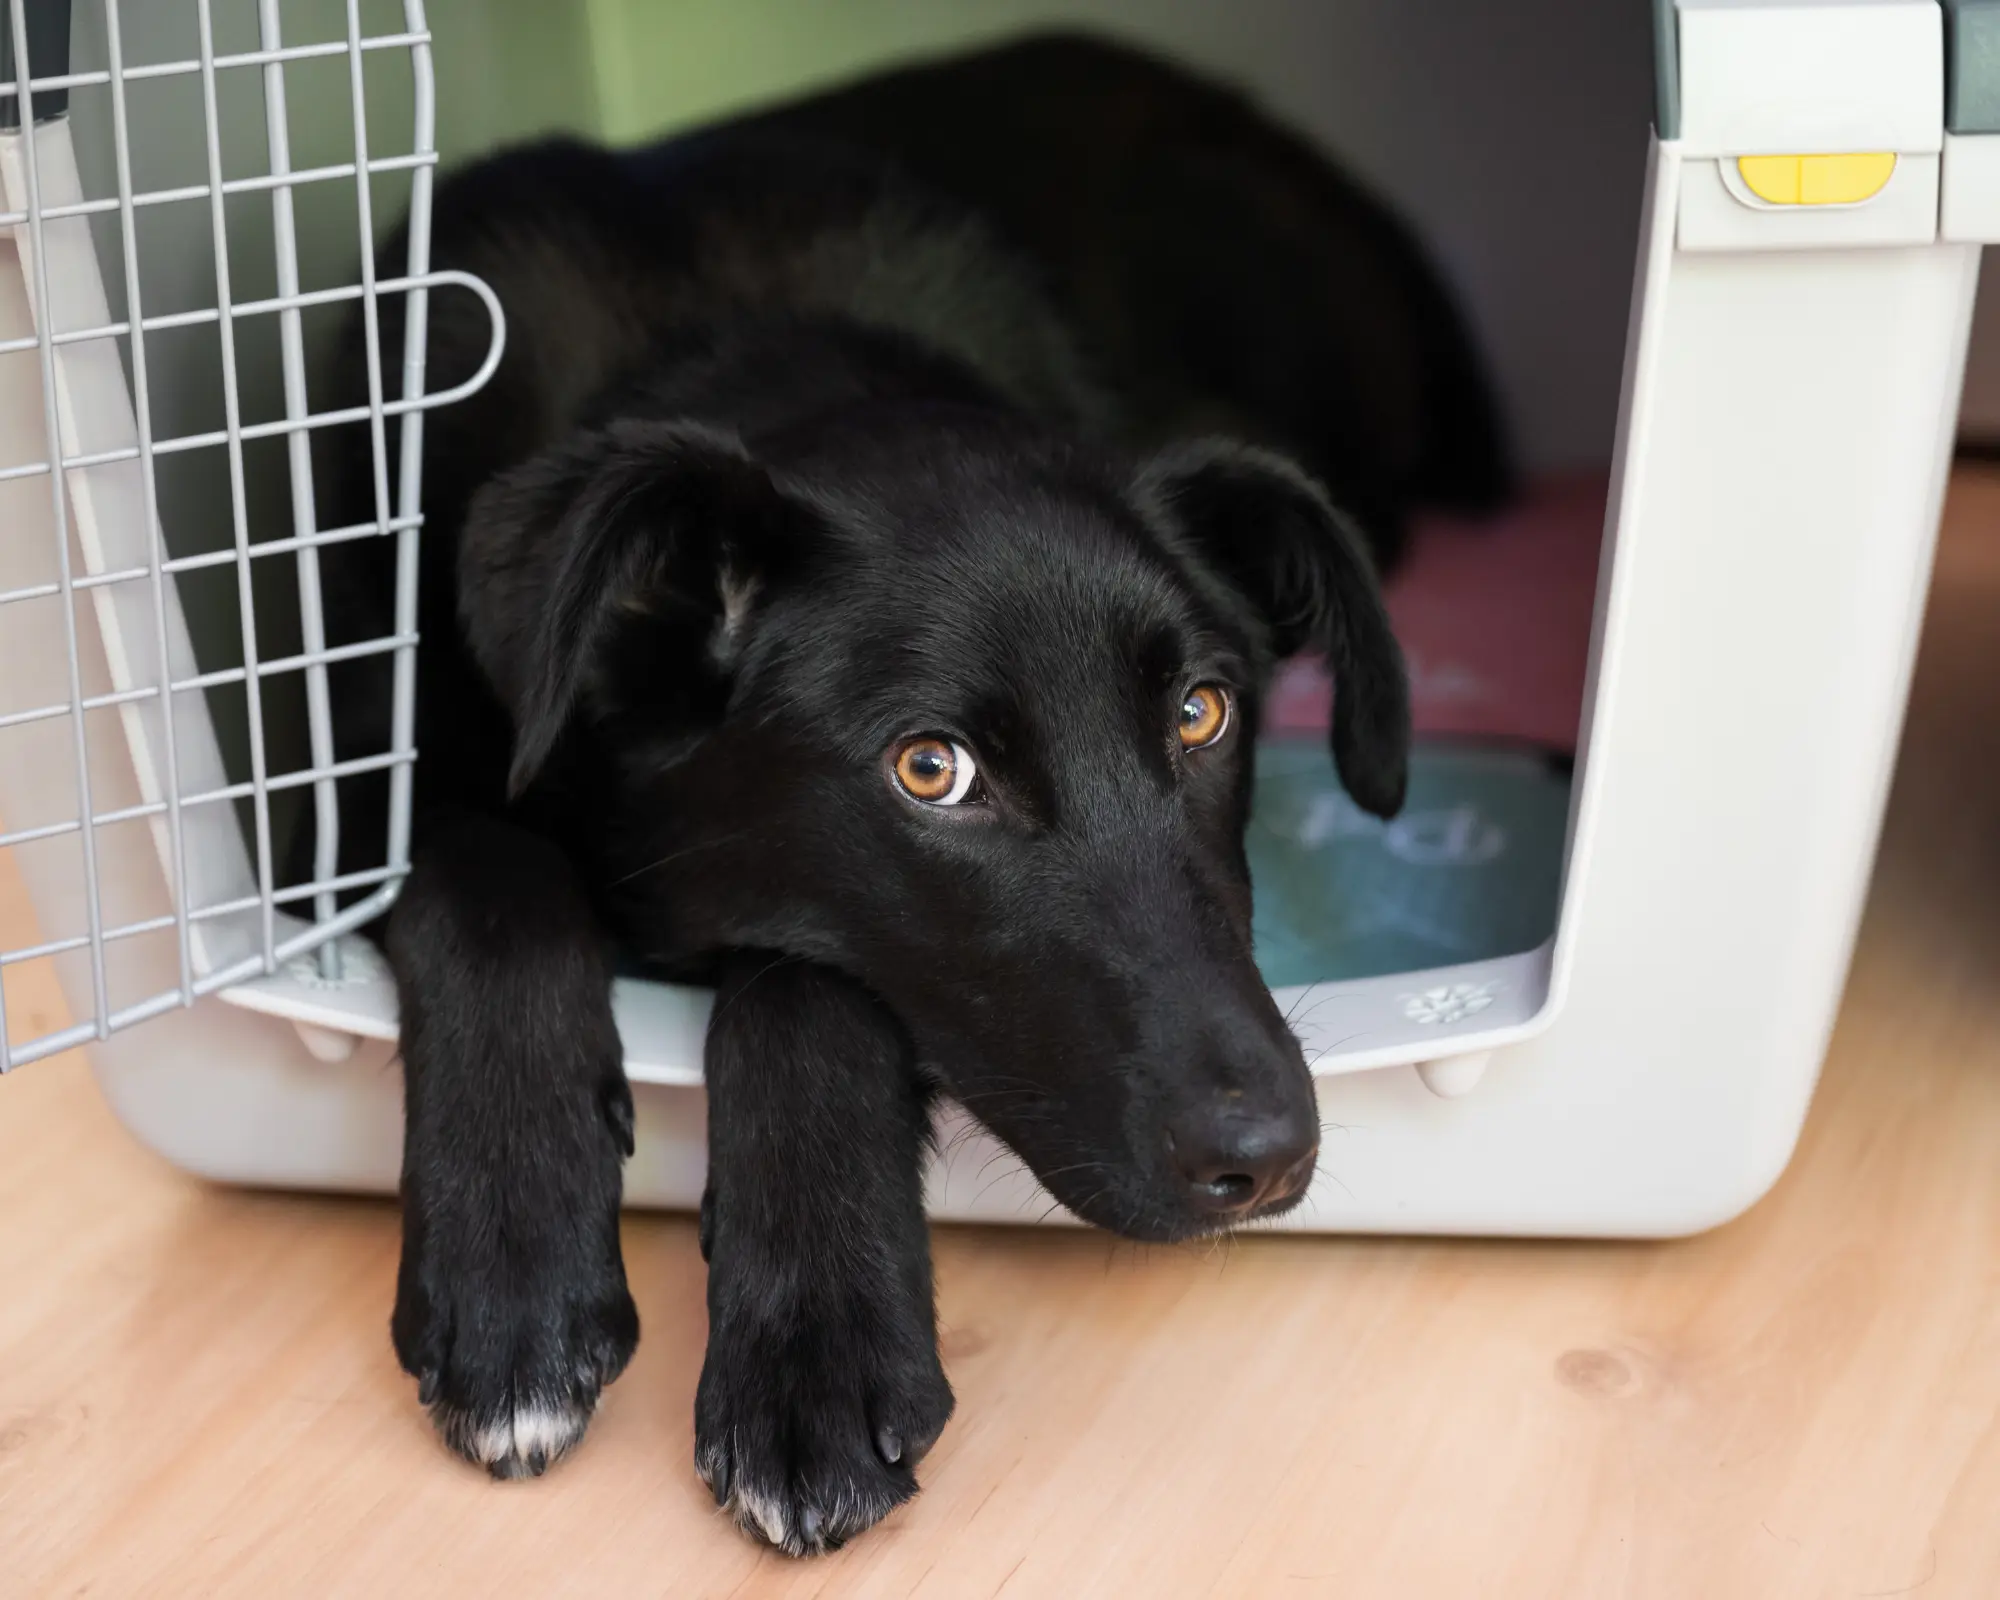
[0,0,1985,1236]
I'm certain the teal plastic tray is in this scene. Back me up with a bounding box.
[1248,738,1571,987]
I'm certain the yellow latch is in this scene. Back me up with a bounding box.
[1736,152,1898,206]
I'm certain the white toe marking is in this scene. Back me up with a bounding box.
[732,1484,792,1551]
[467,1398,590,1466]
[520,1400,585,1459]
[468,1416,514,1465]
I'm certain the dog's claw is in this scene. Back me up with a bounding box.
[417,1369,441,1406]
[799,1505,824,1548]
[707,1453,731,1506]
[875,1426,903,1465]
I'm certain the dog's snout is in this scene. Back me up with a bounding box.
[1165,1103,1317,1217]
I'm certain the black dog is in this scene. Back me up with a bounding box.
[308,32,1509,1554]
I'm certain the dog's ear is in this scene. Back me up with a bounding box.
[459,418,814,797]
[1136,440,1410,818]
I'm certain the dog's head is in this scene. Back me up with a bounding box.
[460,408,1407,1241]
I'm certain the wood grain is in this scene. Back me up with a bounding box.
[4,472,2000,1599]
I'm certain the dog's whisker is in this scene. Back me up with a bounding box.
[606,831,748,887]
[1303,1162,1356,1205]
[707,953,807,1022]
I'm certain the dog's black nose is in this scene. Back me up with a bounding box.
[1165,1107,1317,1216]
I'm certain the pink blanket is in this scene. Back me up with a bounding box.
[1266,474,1608,754]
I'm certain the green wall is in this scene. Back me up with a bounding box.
[583,0,1069,144]
[427,0,603,162]
[426,0,1146,155]
[575,0,1245,145]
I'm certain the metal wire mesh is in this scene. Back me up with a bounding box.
[0,0,502,1069]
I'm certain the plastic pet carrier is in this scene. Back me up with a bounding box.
[0,0,1985,1235]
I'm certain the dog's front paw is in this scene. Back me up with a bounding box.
[694,1284,954,1555]
[393,1230,638,1480]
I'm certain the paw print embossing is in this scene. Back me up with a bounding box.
[1402,981,1501,1026]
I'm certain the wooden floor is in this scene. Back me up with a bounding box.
[4,476,2000,1599]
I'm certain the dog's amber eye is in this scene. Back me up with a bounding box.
[892,737,979,805]
[1178,685,1231,750]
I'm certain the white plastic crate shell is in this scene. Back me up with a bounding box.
[0,0,1976,1237]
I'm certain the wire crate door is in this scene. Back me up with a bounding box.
[0,0,506,1072]
[0,116,266,1070]
[1,112,260,968]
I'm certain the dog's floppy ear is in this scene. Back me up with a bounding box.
[1136,439,1410,818]
[459,418,811,797]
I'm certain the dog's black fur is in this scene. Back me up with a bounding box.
[305,33,1510,1554]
